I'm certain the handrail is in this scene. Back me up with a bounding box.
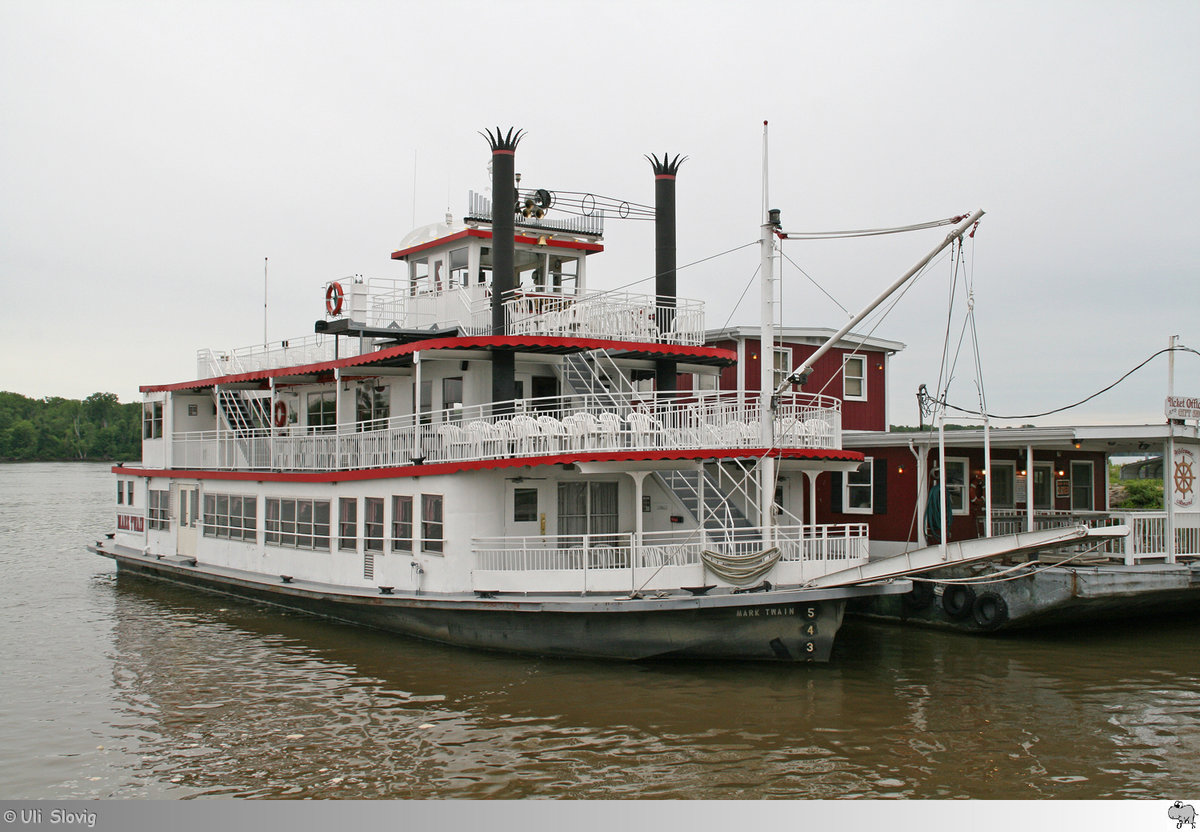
[168,390,845,472]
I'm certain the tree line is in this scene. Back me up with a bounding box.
[0,391,141,461]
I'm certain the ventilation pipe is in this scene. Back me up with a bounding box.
[647,153,686,393]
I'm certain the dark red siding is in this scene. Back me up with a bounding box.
[735,339,888,432]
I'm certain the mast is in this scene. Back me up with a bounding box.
[759,121,778,539]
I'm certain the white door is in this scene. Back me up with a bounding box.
[505,482,545,539]
[177,484,200,557]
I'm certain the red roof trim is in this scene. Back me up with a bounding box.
[113,447,863,483]
[141,336,737,393]
[391,227,603,261]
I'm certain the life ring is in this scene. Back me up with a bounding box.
[902,579,935,611]
[325,282,344,316]
[941,584,976,620]
[273,400,288,428]
[972,592,1009,631]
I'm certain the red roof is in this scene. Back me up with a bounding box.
[391,228,603,260]
[142,336,736,393]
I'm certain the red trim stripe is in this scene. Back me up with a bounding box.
[141,336,736,393]
[390,228,604,260]
[113,447,862,483]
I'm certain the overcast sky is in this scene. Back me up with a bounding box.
[2,0,1196,426]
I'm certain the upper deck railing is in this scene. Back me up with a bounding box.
[197,284,706,378]
[169,390,843,473]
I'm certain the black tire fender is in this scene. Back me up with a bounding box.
[941,584,976,620]
[902,580,935,611]
[972,591,1009,631]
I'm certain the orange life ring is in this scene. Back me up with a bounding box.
[273,400,288,428]
[325,282,344,316]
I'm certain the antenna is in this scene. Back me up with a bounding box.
[263,257,268,348]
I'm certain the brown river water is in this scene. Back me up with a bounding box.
[2,462,1199,800]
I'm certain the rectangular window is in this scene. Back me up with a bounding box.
[990,462,1016,509]
[421,494,444,553]
[307,391,337,432]
[943,458,969,515]
[449,247,470,287]
[356,386,389,432]
[844,458,874,514]
[773,348,793,390]
[202,492,257,541]
[442,377,463,417]
[513,488,538,522]
[1070,461,1094,511]
[127,481,134,506]
[843,355,866,401]
[142,401,163,439]
[557,482,619,542]
[148,490,171,530]
[117,482,124,505]
[364,497,384,552]
[339,497,358,552]
[419,380,433,425]
[265,498,330,550]
[1032,464,1053,510]
[391,495,413,552]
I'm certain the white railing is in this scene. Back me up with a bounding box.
[504,290,705,345]
[990,509,1200,564]
[169,391,844,472]
[470,524,869,593]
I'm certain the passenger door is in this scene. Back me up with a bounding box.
[177,484,200,557]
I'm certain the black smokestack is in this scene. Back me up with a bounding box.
[647,153,686,393]
[483,127,523,406]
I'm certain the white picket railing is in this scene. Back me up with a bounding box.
[471,524,869,593]
[169,391,844,473]
[990,509,1200,564]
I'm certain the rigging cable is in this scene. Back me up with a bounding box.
[928,346,1200,420]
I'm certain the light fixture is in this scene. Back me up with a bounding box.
[1073,440,1082,449]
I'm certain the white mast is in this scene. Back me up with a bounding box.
[759,121,777,539]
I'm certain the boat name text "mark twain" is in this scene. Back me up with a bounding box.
[736,606,808,617]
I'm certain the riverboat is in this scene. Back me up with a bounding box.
[89,127,1120,661]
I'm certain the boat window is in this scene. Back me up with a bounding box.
[116,482,124,505]
[339,497,358,552]
[419,380,433,425]
[391,496,413,552]
[143,401,163,439]
[307,391,336,433]
[410,258,429,295]
[844,458,873,514]
[442,377,463,418]
[356,385,389,431]
[265,498,330,551]
[557,482,618,542]
[513,488,538,523]
[202,492,257,542]
[148,490,171,531]
[364,497,384,552]
[449,247,470,288]
[421,494,444,554]
[843,355,866,401]
[548,255,578,293]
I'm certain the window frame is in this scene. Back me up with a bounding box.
[391,495,413,552]
[339,497,358,552]
[142,401,163,439]
[421,493,444,554]
[148,489,171,531]
[843,457,874,515]
[942,457,971,516]
[1070,460,1094,511]
[201,492,257,542]
[264,497,331,551]
[842,355,867,402]
[364,497,384,552]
